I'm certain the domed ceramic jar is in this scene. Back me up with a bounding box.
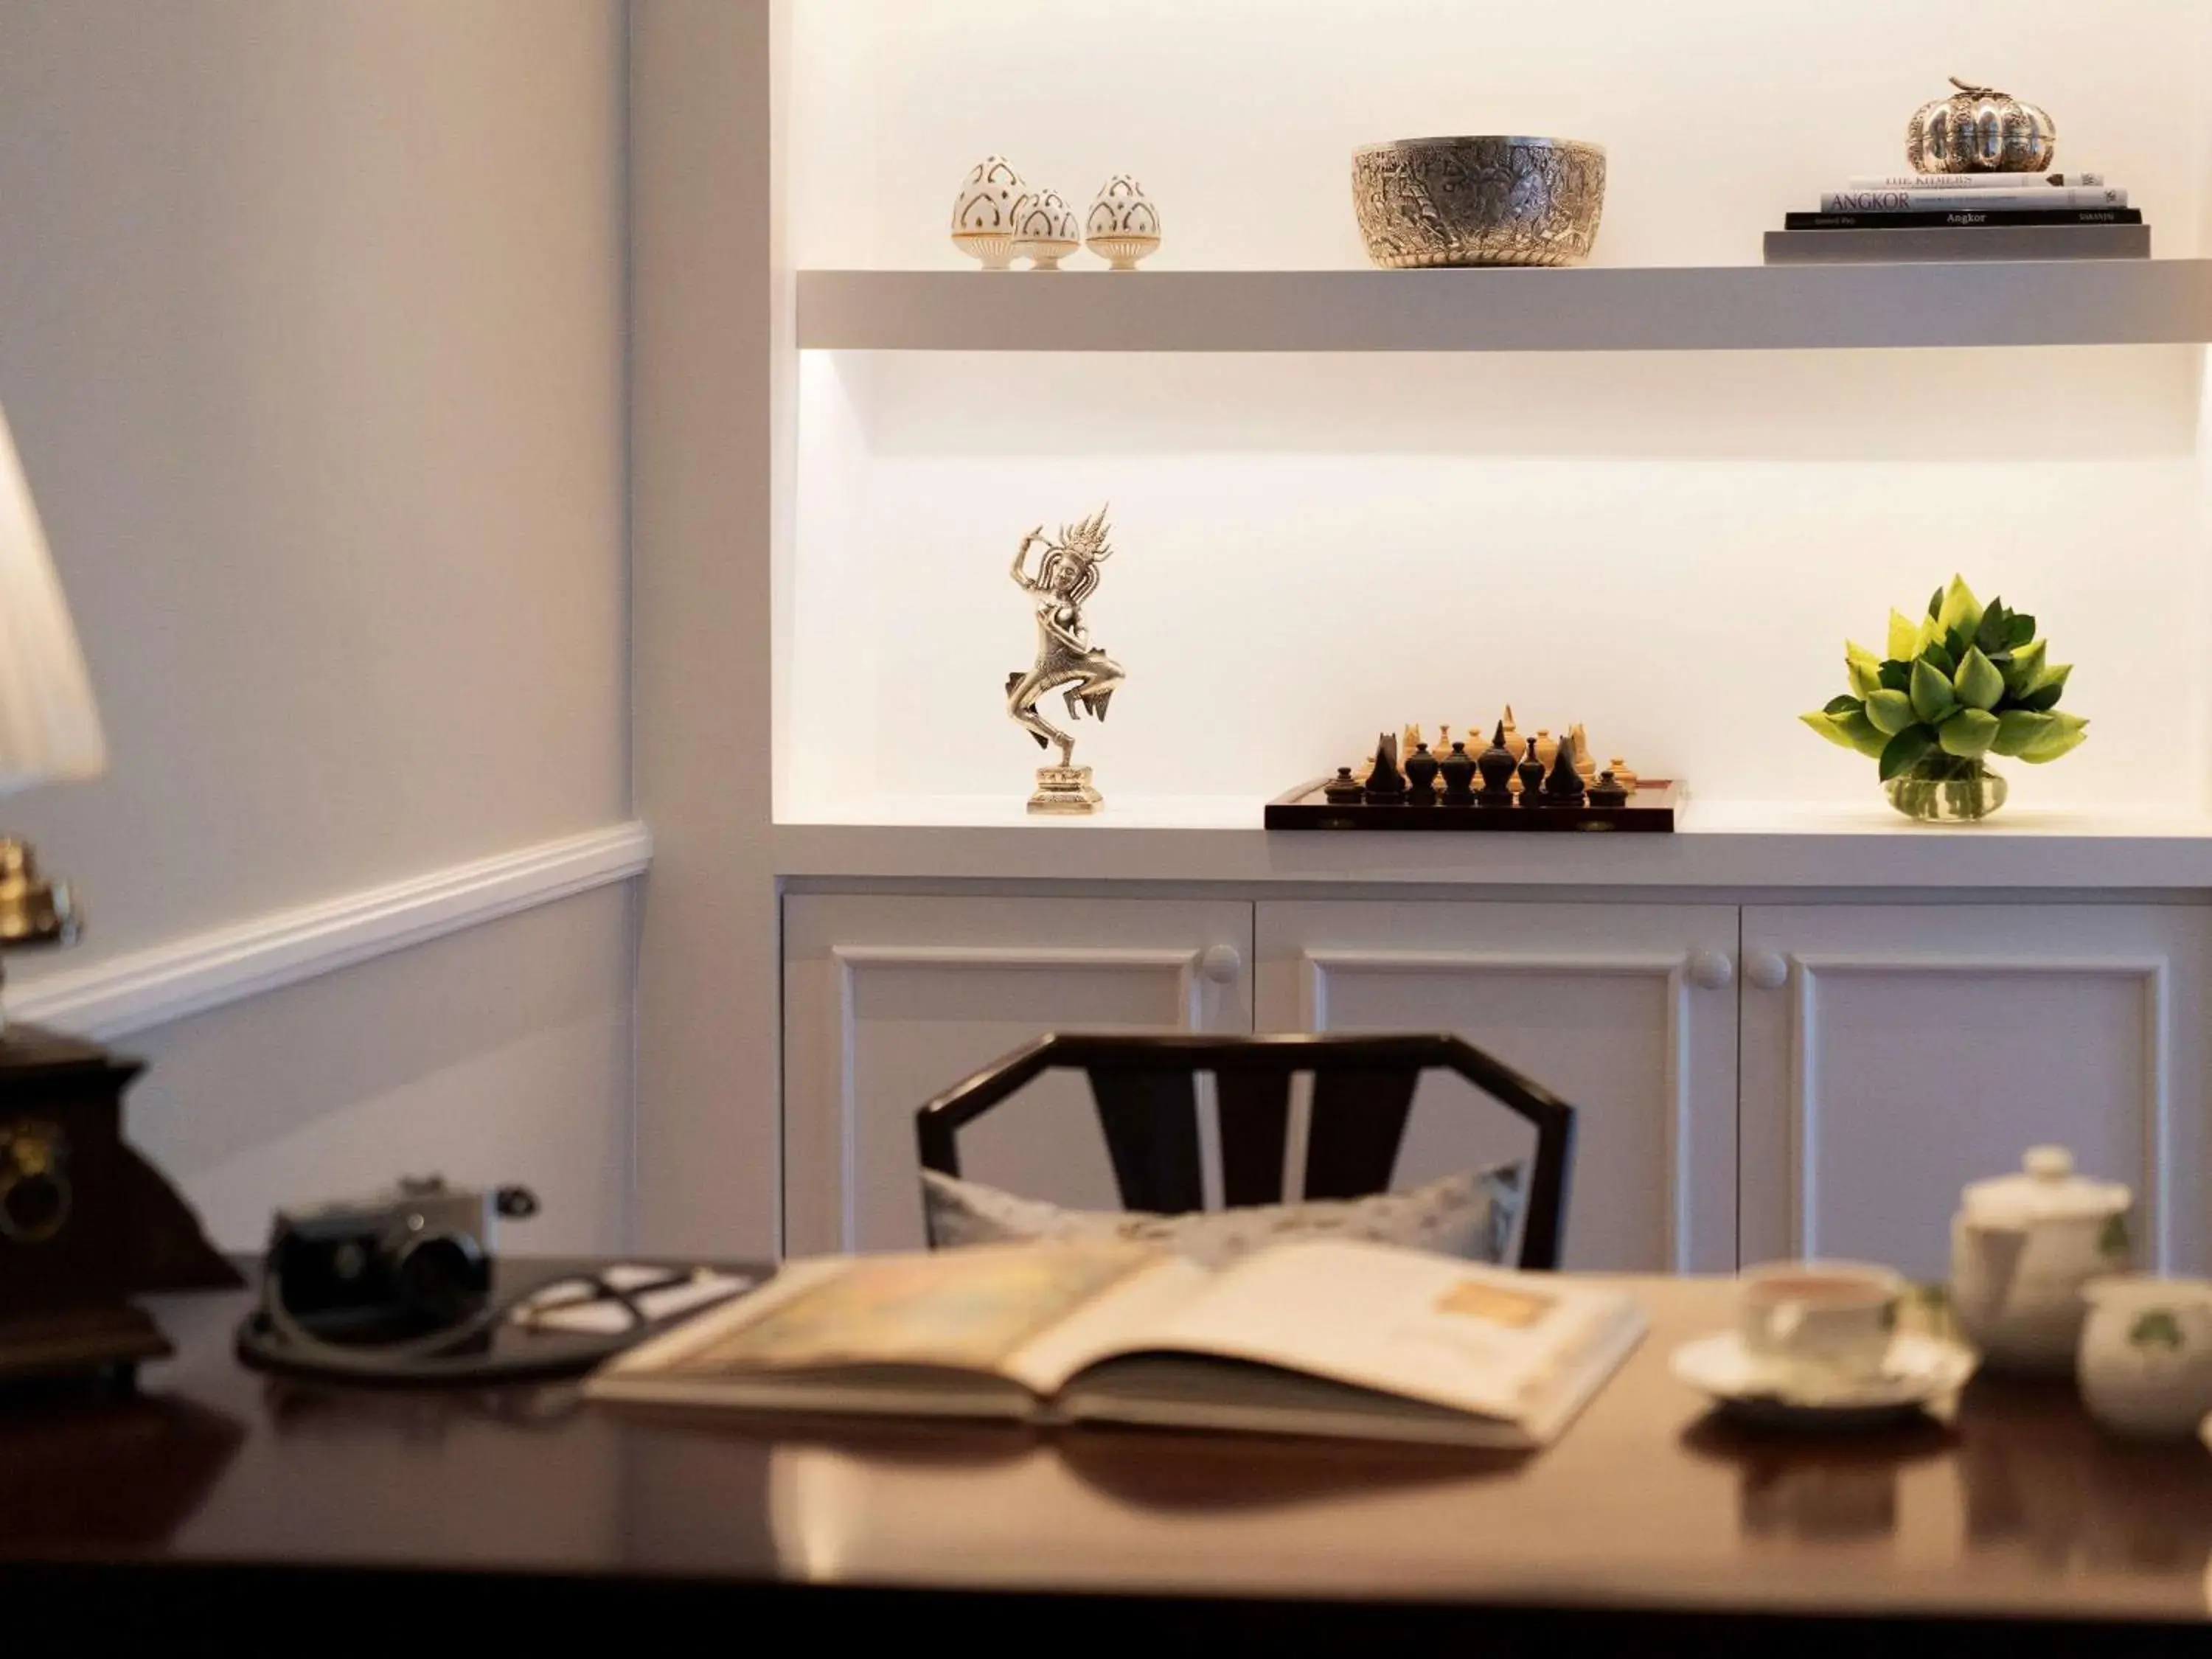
[950,156,1025,270]
[2078,1279,2212,1438]
[1011,187,1080,271]
[1085,175,1160,270]
[1950,1146,2131,1374]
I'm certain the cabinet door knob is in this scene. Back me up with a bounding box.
[1199,945,1243,984]
[1745,950,1790,991]
[1688,950,1734,991]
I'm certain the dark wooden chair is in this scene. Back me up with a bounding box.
[914,1032,1576,1270]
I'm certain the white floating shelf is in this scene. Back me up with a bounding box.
[799,262,2212,352]
[773,802,2212,891]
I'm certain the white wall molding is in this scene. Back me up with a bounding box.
[10,822,653,1043]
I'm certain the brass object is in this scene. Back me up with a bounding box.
[1029,765,1104,815]
[0,838,78,1034]
[1352,136,1606,269]
[1008,508,1126,815]
[0,838,76,950]
[1907,78,2056,175]
[0,1117,69,1244]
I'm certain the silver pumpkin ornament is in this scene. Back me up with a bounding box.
[1906,77,2056,174]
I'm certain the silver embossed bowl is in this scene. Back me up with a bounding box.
[1352,136,1606,269]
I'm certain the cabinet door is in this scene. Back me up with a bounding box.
[1255,901,1741,1272]
[783,894,1253,1255]
[1739,905,2212,1277]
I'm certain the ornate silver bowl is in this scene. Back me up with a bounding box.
[1352,136,1606,269]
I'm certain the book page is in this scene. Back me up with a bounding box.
[633,1241,1165,1384]
[1120,1241,1633,1422]
[999,1254,1214,1396]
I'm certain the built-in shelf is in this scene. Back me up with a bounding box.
[774,801,2212,889]
[799,262,2212,353]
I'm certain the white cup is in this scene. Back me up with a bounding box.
[1739,1259,1904,1385]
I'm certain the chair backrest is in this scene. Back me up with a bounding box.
[914,1032,1576,1270]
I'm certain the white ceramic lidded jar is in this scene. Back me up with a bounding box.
[950,156,1025,270]
[1950,1146,2132,1374]
[2078,1279,2212,1438]
[1085,174,1161,270]
[1011,187,1081,271]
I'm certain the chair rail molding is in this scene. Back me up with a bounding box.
[9,822,653,1042]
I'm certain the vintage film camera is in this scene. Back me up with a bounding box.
[265,1175,538,1339]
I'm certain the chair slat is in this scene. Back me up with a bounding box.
[1214,1066,1292,1206]
[1302,1065,1419,1200]
[1088,1065,1204,1212]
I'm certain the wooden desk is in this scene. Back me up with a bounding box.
[7,1265,2212,1650]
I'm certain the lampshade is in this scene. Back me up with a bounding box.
[0,401,103,796]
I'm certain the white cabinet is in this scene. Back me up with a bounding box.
[1739,905,2212,1279]
[782,894,1253,1254]
[782,890,2212,1276]
[1254,901,1741,1273]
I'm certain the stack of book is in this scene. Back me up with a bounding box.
[1765,171,2146,265]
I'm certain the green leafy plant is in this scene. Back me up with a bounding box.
[1801,575,2087,782]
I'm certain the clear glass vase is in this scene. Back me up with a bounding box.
[1883,756,2008,824]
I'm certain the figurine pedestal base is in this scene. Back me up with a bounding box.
[1029,765,1103,815]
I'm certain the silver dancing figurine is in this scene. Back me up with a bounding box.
[1006,507,1125,814]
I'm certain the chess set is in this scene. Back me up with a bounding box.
[1266,711,1680,833]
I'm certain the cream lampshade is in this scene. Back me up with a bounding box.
[0,401,103,795]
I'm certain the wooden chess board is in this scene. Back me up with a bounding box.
[1265,779,1681,833]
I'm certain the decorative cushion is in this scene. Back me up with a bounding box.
[919,1163,1526,1269]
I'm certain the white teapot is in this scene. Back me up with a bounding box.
[1950,1146,2132,1374]
[2079,1278,2212,1438]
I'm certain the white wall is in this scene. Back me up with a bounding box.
[780,0,2212,823]
[0,1,634,1249]
[793,0,2212,270]
[630,0,783,1256]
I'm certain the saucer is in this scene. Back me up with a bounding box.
[1671,1330,1978,1431]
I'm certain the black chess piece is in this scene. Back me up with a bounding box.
[1589,768,1630,807]
[1404,742,1439,804]
[1475,723,1517,804]
[1439,741,1476,805]
[1322,767,1363,805]
[1514,737,1546,802]
[1363,734,1405,802]
[1543,734,1587,806]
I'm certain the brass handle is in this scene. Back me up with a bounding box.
[0,1119,71,1245]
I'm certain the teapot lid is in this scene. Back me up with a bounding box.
[1962,1146,2130,1225]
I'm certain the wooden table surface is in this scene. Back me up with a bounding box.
[9,1263,2212,1648]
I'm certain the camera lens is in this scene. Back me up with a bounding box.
[393,1231,487,1324]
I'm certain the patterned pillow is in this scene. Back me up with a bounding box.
[919,1163,1526,1269]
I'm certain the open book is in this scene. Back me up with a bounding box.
[587,1239,1646,1450]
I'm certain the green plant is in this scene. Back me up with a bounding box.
[1801,575,2087,782]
